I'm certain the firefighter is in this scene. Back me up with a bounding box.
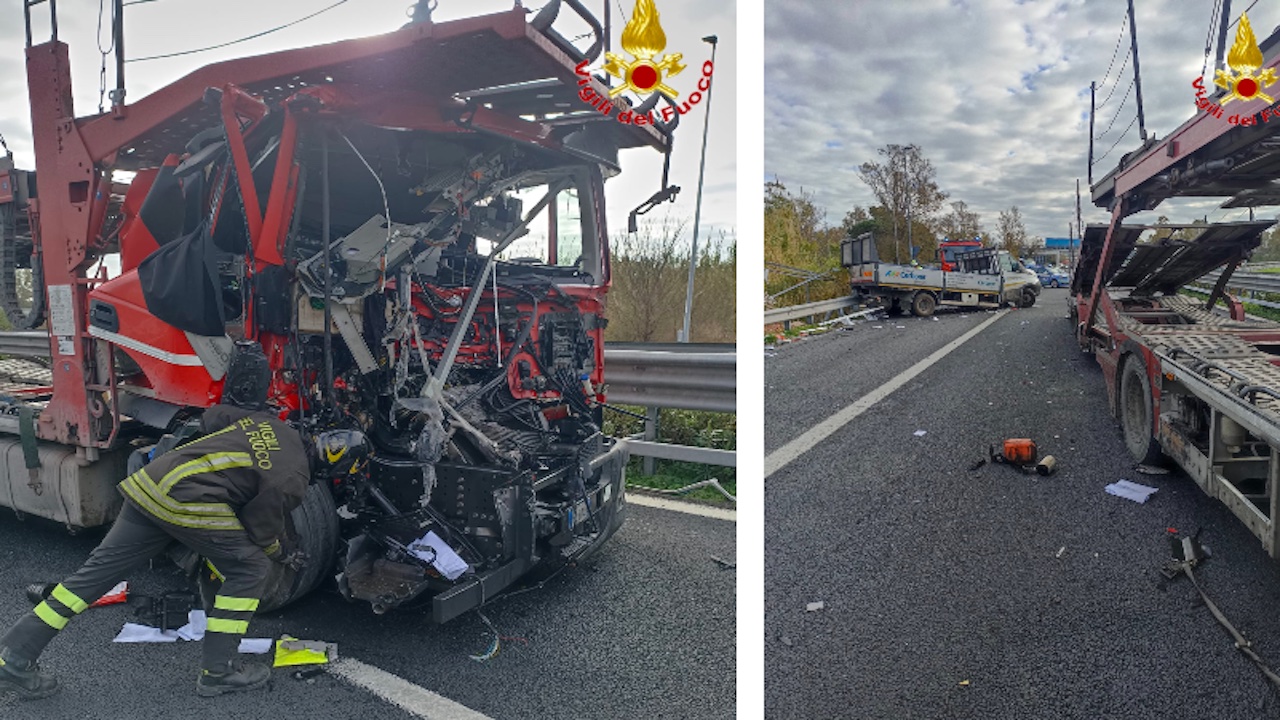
[0,397,369,700]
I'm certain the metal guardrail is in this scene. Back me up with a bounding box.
[622,439,735,467]
[0,333,739,466]
[0,331,54,358]
[763,296,858,325]
[1199,270,1280,295]
[602,346,735,413]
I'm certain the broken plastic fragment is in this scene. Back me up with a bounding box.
[806,601,824,612]
[91,581,128,607]
[913,430,927,437]
[959,680,971,687]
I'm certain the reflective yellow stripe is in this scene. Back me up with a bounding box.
[129,468,238,516]
[51,584,87,614]
[206,618,249,634]
[33,602,68,630]
[171,423,238,451]
[159,452,253,493]
[213,596,259,612]
[121,475,243,532]
[263,540,280,557]
[205,559,225,582]
[123,468,242,521]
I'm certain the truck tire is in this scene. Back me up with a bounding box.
[1019,288,1037,308]
[1120,356,1164,465]
[910,291,936,318]
[256,482,340,612]
[0,205,44,330]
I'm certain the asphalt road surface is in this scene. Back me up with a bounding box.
[765,289,1280,718]
[0,497,735,719]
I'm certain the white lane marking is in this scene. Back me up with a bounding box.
[627,492,736,521]
[764,309,1009,478]
[329,658,493,720]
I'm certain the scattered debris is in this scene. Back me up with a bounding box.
[872,325,883,330]
[92,581,129,607]
[469,611,504,662]
[958,680,971,687]
[711,556,737,570]
[1135,464,1170,476]
[274,635,338,667]
[913,430,928,437]
[1105,479,1159,504]
[806,601,825,612]
[967,458,987,472]
[1161,530,1280,690]
[781,636,793,647]
[293,667,326,681]
[1055,546,1066,558]
[239,638,273,654]
[1035,456,1059,476]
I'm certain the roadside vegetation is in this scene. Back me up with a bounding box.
[605,217,737,503]
[766,143,1033,314]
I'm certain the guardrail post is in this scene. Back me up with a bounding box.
[642,406,659,475]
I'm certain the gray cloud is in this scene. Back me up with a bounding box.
[766,0,1274,238]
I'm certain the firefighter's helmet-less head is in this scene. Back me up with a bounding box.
[312,430,371,480]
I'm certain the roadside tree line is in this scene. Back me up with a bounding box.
[766,144,1032,306]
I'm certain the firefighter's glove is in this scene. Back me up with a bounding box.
[266,539,307,571]
[278,550,309,572]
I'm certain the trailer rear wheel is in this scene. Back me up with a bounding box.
[910,291,936,317]
[1120,356,1164,465]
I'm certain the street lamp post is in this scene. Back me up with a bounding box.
[679,34,718,343]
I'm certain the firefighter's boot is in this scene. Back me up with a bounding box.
[0,648,59,700]
[196,660,270,697]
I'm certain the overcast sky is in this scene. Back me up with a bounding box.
[765,0,1280,240]
[0,0,734,246]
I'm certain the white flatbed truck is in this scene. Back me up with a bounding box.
[840,233,1040,317]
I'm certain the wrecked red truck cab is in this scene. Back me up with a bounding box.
[5,2,677,622]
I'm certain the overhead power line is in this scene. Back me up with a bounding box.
[1096,52,1130,110]
[1096,78,1135,141]
[1093,114,1139,166]
[127,0,351,63]
[1097,9,1130,91]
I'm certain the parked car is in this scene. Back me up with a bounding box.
[1036,266,1071,288]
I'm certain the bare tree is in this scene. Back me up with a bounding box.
[936,200,983,241]
[997,206,1029,258]
[858,144,948,262]
[607,218,689,342]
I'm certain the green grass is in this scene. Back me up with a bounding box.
[1182,287,1280,322]
[602,405,736,505]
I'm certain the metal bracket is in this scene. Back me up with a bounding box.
[330,303,378,375]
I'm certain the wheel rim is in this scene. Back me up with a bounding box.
[1121,364,1149,454]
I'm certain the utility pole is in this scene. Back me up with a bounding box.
[678,35,717,344]
[1088,82,1096,185]
[1075,178,1083,269]
[1215,0,1233,75]
[1127,0,1147,142]
[906,180,915,263]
